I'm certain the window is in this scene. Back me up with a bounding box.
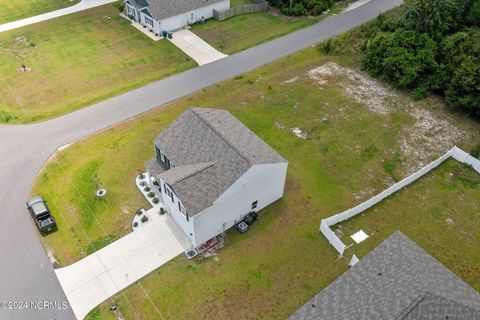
[176,201,188,220]
[156,146,174,169]
[163,184,174,203]
[252,200,258,210]
[145,16,154,28]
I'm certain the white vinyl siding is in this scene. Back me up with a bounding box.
[145,16,154,28]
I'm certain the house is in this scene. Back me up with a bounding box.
[146,108,288,247]
[290,231,480,320]
[124,0,230,34]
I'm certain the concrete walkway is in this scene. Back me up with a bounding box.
[0,0,117,33]
[169,29,228,66]
[55,213,191,319]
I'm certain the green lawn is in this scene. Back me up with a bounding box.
[190,3,346,55]
[231,0,252,6]
[336,159,480,290]
[0,4,196,123]
[32,37,480,319]
[0,0,80,24]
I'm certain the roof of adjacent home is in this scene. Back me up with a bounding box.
[147,108,287,215]
[289,231,480,320]
[128,0,225,21]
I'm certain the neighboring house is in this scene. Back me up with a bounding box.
[290,231,480,320]
[146,108,288,247]
[124,0,230,34]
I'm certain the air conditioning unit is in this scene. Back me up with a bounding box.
[236,221,249,234]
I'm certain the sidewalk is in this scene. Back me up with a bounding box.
[0,0,117,33]
[169,29,228,66]
[55,213,191,319]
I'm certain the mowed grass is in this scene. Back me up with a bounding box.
[336,159,480,291]
[190,9,318,54]
[231,0,253,6]
[0,4,196,123]
[32,42,480,319]
[0,0,80,24]
[191,2,347,55]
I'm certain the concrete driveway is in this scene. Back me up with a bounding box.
[169,29,228,66]
[55,212,191,319]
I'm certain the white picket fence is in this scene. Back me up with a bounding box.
[320,146,480,255]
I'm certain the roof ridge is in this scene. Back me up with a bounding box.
[171,160,217,185]
[190,108,253,165]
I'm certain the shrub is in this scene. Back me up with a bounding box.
[113,0,125,13]
[271,0,333,16]
[320,39,334,54]
[470,144,480,159]
[147,191,155,198]
[143,186,151,192]
[160,207,166,215]
[133,222,138,228]
[136,209,143,216]
[152,197,159,204]
[363,30,438,98]
[139,181,146,187]
[141,215,149,223]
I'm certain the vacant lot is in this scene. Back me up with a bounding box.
[32,38,480,319]
[191,3,345,55]
[0,0,80,24]
[0,4,195,123]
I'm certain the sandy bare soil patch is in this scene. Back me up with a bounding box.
[306,62,469,175]
[398,107,467,174]
[307,61,400,115]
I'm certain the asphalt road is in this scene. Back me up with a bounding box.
[0,0,402,318]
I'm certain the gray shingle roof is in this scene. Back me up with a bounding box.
[290,231,480,320]
[148,108,287,215]
[130,0,224,20]
[126,0,148,9]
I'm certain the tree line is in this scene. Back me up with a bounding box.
[362,0,480,117]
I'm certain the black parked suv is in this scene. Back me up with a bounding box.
[26,196,57,233]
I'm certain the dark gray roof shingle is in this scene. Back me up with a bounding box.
[289,232,480,320]
[148,108,287,215]
[130,0,224,20]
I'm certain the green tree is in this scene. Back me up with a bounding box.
[445,56,480,116]
[363,30,438,97]
[399,0,461,40]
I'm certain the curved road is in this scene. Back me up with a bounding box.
[0,0,401,318]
